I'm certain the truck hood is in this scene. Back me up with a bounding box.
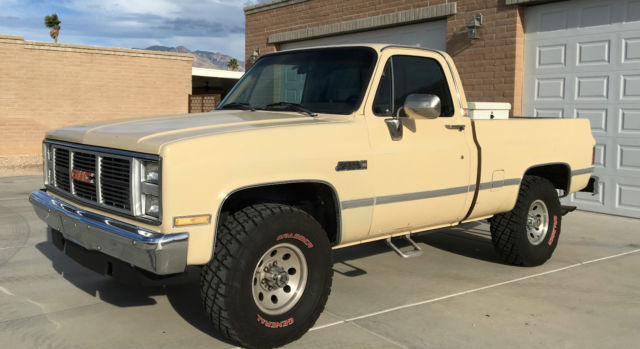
[46,110,337,154]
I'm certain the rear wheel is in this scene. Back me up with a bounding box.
[490,176,562,266]
[200,203,333,348]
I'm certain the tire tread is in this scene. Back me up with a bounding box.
[200,203,332,348]
[490,175,559,266]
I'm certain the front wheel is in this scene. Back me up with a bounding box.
[200,203,333,349]
[490,176,562,266]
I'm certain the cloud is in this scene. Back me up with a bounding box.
[156,18,244,36]
[243,0,269,6]
[67,0,181,17]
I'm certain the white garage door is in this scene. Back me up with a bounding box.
[280,20,446,51]
[523,0,640,218]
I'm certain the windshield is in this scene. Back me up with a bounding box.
[218,47,377,115]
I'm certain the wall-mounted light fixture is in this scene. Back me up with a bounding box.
[249,47,261,65]
[467,14,483,40]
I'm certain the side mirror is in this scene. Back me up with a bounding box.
[403,94,441,119]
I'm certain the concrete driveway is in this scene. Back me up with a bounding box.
[1,176,639,348]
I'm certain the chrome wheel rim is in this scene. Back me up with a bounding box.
[526,199,549,246]
[252,242,308,315]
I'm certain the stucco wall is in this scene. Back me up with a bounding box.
[0,35,193,176]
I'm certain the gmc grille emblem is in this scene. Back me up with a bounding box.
[71,169,95,184]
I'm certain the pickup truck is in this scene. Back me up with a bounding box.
[30,44,597,348]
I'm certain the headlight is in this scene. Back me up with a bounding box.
[133,159,161,219]
[144,162,160,184]
[144,194,160,217]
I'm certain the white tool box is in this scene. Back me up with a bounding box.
[467,102,511,120]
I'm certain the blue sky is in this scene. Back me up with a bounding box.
[0,0,267,58]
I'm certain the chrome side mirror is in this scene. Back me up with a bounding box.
[403,94,441,119]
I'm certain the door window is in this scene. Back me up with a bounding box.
[372,55,454,117]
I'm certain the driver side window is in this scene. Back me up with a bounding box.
[372,55,455,117]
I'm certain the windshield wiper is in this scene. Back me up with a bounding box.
[219,102,255,111]
[265,102,317,117]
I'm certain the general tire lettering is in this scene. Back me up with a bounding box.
[277,233,314,248]
[257,314,294,328]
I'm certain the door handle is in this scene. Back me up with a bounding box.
[445,124,466,131]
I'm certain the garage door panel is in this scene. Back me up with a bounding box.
[619,145,640,171]
[579,3,614,28]
[536,77,565,100]
[622,37,640,63]
[621,74,640,99]
[617,185,640,211]
[537,9,569,32]
[626,0,640,22]
[615,135,640,175]
[620,107,640,134]
[525,0,640,218]
[538,44,566,68]
[615,178,640,215]
[576,75,609,100]
[574,35,617,72]
[619,31,640,73]
[577,40,610,65]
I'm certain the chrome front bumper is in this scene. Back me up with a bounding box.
[29,190,188,275]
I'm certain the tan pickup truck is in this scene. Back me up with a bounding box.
[30,44,596,348]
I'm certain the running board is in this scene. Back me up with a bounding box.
[561,205,577,216]
[385,235,423,258]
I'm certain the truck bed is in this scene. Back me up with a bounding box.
[465,117,595,220]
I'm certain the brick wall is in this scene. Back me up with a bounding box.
[447,1,525,115]
[0,35,193,176]
[245,0,528,116]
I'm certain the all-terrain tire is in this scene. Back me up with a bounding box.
[200,203,333,349]
[490,175,562,266]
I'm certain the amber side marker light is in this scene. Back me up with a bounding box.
[174,215,211,227]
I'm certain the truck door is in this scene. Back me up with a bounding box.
[365,53,475,236]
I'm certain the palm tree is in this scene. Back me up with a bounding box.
[227,58,239,71]
[44,14,61,44]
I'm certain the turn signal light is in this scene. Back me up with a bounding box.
[174,215,211,227]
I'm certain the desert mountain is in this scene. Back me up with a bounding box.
[141,45,245,71]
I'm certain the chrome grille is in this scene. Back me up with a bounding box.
[101,157,131,210]
[48,142,134,214]
[72,152,97,201]
[53,148,71,191]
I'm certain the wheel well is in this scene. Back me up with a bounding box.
[524,164,571,193]
[219,182,340,244]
